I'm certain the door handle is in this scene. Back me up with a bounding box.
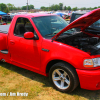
[10,40,15,45]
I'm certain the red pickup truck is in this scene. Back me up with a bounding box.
[0,8,100,93]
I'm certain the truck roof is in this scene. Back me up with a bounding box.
[14,13,55,18]
[0,13,55,34]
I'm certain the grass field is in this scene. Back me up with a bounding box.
[0,62,100,100]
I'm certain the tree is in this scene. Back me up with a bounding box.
[13,7,18,10]
[67,6,71,10]
[29,5,34,9]
[22,4,34,10]
[50,4,55,10]
[50,4,60,11]
[86,7,93,10]
[80,7,86,10]
[72,7,78,11]
[0,3,9,13]
[59,3,63,10]
[64,6,67,10]
[7,3,15,11]
[93,7,97,9]
[41,6,46,10]
[54,4,60,11]
[22,6,27,10]
[17,7,21,10]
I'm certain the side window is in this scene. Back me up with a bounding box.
[75,14,82,20]
[14,17,34,37]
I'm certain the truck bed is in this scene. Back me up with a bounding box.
[0,24,10,34]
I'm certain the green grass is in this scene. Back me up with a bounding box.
[0,62,100,100]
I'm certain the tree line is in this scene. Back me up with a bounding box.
[0,2,100,13]
[0,3,34,13]
[41,3,100,11]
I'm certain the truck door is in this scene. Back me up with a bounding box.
[8,17,42,70]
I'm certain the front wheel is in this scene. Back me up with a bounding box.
[49,62,79,93]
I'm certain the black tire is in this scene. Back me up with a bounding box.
[49,62,79,93]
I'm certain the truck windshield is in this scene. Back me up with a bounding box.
[32,16,75,37]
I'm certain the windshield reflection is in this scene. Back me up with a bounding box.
[32,16,75,37]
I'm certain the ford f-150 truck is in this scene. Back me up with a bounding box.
[1,8,100,93]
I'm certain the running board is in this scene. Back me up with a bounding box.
[0,50,8,54]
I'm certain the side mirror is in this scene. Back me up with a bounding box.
[24,32,34,39]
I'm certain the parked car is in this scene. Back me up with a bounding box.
[0,9,100,93]
[2,15,14,22]
[70,12,100,31]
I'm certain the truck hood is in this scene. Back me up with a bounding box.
[52,8,100,40]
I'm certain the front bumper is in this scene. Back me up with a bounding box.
[76,68,100,90]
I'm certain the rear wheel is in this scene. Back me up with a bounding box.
[49,62,79,93]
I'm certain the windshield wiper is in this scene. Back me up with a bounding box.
[45,29,75,36]
[45,33,57,36]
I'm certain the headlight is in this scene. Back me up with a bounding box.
[93,58,100,67]
[84,58,100,68]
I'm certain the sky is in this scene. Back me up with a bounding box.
[1,0,100,9]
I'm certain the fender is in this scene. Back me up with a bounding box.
[40,39,90,74]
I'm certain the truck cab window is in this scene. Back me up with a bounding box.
[14,18,34,37]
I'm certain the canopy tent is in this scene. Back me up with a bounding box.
[54,12,65,17]
[0,11,7,15]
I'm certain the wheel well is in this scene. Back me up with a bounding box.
[46,60,76,74]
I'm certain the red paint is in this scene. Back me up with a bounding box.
[24,32,34,39]
[76,69,100,90]
[0,9,100,91]
[52,8,100,40]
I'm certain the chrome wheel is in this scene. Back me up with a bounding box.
[49,62,79,92]
[52,69,70,90]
